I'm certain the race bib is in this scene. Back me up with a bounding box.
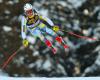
[26,15,39,26]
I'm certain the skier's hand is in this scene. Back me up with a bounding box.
[23,39,29,47]
[53,25,59,32]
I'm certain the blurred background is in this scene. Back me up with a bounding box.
[0,0,100,77]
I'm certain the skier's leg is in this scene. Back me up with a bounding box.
[55,36,69,48]
[44,27,69,48]
[32,28,57,54]
[44,39,57,54]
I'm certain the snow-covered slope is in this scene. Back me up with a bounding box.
[0,76,100,80]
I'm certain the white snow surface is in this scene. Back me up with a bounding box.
[39,9,49,17]
[0,76,100,80]
[0,0,3,3]
[68,0,86,8]
[42,60,52,71]
[3,26,12,32]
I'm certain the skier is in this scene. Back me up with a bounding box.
[21,3,69,54]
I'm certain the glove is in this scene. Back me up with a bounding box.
[53,25,60,32]
[23,39,29,47]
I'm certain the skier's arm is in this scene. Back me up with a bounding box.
[21,16,29,47]
[39,15,59,32]
[21,16,27,40]
[39,15,54,27]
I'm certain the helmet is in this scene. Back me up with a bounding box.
[24,3,32,11]
[24,3,33,16]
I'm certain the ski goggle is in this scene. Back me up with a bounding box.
[25,9,33,15]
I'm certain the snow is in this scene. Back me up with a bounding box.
[73,19,80,31]
[35,59,43,69]
[3,26,12,32]
[83,9,89,15]
[28,63,35,68]
[0,0,3,3]
[57,1,67,7]
[4,10,11,14]
[39,9,49,17]
[13,57,24,67]
[13,0,19,3]
[42,60,52,71]
[6,1,14,5]
[94,45,100,52]
[68,0,86,8]
[33,2,42,8]
[95,52,100,66]
[98,11,100,20]
[0,70,8,76]
[57,64,67,75]
[0,76,100,80]
[82,29,89,36]
[32,51,39,56]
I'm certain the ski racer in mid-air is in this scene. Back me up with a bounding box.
[21,3,69,54]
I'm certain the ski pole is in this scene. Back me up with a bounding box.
[1,46,24,69]
[61,29,97,41]
[52,26,97,41]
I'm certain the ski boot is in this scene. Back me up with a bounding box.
[45,39,57,54]
[55,36,69,49]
